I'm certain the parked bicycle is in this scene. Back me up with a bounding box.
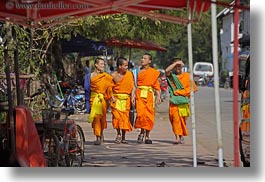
[60,108,85,167]
[29,85,85,167]
[35,107,85,167]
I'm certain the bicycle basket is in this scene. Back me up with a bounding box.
[42,109,61,128]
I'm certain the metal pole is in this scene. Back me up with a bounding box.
[4,22,15,153]
[13,26,21,105]
[211,0,224,167]
[233,0,240,167]
[187,10,197,167]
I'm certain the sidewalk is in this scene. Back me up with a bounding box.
[69,99,226,167]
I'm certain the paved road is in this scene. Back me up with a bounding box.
[194,86,237,166]
[69,86,238,167]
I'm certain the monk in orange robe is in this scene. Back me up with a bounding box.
[165,58,197,144]
[89,58,113,145]
[134,53,161,144]
[110,57,135,144]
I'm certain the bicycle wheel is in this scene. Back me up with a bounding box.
[65,125,85,167]
[41,131,60,167]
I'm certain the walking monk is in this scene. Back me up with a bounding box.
[111,57,136,144]
[135,53,161,144]
[165,58,197,144]
[89,58,113,145]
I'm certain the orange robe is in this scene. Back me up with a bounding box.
[111,71,134,132]
[89,72,113,137]
[168,72,197,136]
[134,67,160,131]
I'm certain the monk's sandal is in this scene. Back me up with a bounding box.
[137,134,144,144]
[115,135,122,144]
[145,137,152,144]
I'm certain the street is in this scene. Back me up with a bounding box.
[194,86,236,166]
[70,86,239,167]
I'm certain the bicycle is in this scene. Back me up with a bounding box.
[35,107,85,167]
[29,85,85,167]
[55,108,85,167]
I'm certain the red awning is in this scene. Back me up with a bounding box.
[105,38,167,52]
[0,0,211,27]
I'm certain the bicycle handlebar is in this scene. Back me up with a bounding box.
[61,107,75,116]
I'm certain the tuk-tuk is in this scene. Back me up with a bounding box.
[238,50,250,167]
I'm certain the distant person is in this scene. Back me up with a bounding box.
[134,53,161,144]
[165,58,197,144]
[110,57,135,144]
[83,60,91,113]
[84,60,91,74]
[89,58,113,145]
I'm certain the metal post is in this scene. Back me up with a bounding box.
[13,26,21,105]
[211,0,224,167]
[233,0,240,167]
[4,22,15,153]
[187,10,197,167]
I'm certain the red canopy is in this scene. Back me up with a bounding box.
[0,0,211,27]
[105,38,167,52]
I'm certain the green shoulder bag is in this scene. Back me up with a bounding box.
[167,74,190,105]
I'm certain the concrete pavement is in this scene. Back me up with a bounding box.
[69,98,232,167]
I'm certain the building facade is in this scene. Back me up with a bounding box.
[217,0,250,71]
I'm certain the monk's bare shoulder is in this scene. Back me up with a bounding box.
[91,72,97,78]
[111,71,120,83]
[111,71,118,78]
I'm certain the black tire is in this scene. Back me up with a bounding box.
[65,124,85,167]
[41,132,60,167]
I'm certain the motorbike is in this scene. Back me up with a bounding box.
[159,75,168,101]
[55,81,86,113]
[197,73,208,86]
